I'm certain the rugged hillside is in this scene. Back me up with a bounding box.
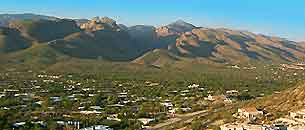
[127,22,198,55]
[80,17,121,32]
[0,13,58,27]
[0,14,304,65]
[0,18,147,62]
[1,44,68,65]
[48,30,142,60]
[132,49,179,67]
[167,28,305,63]
[9,19,80,42]
[247,81,305,114]
[0,27,31,53]
[154,20,197,50]
[127,25,160,50]
[156,20,196,37]
[61,17,145,60]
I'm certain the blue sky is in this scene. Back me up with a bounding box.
[1,0,305,41]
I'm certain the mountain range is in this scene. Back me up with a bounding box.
[0,13,304,68]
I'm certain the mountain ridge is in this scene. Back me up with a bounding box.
[0,13,304,67]
[0,13,58,27]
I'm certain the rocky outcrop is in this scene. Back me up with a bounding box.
[156,20,196,37]
[80,17,121,32]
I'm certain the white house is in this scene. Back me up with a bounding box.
[238,107,263,120]
[79,125,113,130]
[220,123,263,130]
[290,109,305,119]
[187,84,199,89]
[275,118,300,126]
[226,90,239,95]
[287,125,305,130]
[138,118,155,126]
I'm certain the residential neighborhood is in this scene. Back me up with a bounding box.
[0,62,304,129]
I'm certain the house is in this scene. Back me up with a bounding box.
[34,101,44,105]
[238,107,263,120]
[205,94,215,101]
[289,109,305,125]
[262,124,287,130]
[188,84,199,89]
[4,89,19,96]
[50,96,61,102]
[138,118,155,126]
[205,95,231,103]
[287,125,305,130]
[226,90,239,95]
[220,123,262,130]
[13,122,26,128]
[118,92,128,98]
[79,125,113,130]
[79,110,102,114]
[290,109,305,119]
[161,100,174,110]
[89,106,103,110]
[107,114,121,121]
[78,106,85,110]
[107,104,125,107]
[161,102,173,108]
[180,107,192,112]
[275,118,299,126]
[232,65,241,69]
[31,121,46,127]
[181,90,190,93]
[243,124,263,130]
[147,83,160,87]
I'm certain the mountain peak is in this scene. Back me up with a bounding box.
[91,16,116,25]
[173,19,190,25]
[169,19,195,27]
[161,19,196,34]
[80,16,119,31]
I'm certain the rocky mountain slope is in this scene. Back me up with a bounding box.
[132,49,179,67]
[0,27,31,53]
[9,19,81,42]
[167,28,305,63]
[0,14,304,67]
[156,20,196,37]
[247,81,305,114]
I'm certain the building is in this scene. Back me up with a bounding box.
[238,107,263,120]
[79,125,113,130]
[220,123,243,130]
[275,118,300,126]
[205,95,232,103]
[138,118,155,126]
[287,125,305,130]
[226,90,239,95]
[187,84,199,89]
[220,123,263,130]
[290,109,305,120]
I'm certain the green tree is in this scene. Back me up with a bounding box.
[107,96,119,104]
[190,120,203,130]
